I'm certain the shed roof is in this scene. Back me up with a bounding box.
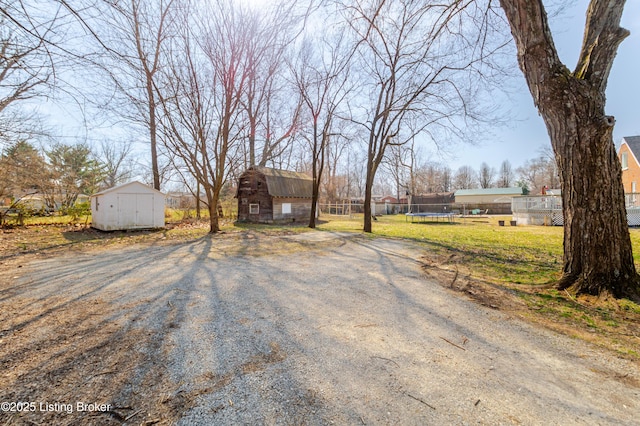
[91,181,165,197]
[248,166,313,198]
[455,187,523,197]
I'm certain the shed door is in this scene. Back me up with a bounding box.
[118,193,137,228]
[136,194,154,226]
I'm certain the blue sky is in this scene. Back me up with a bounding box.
[448,1,640,173]
[27,1,640,177]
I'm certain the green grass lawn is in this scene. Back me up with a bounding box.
[318,213,640,287]
[319,214,565,285]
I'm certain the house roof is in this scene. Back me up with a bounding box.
[249,166,313,198]
[621,136,640,167]
[380,195,398,202]
[91,181,165,197]
[455,187,523,197]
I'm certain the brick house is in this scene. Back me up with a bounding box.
[619,136,640,194]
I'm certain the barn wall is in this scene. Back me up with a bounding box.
[272,198,313,222]
[237,170,274,223]
[237,194,274,223]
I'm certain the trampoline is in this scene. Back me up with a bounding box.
[405,212,454,223]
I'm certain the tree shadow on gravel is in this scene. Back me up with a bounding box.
[1,234,638,425]
[0,239,212,425]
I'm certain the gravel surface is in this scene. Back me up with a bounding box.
[1,231,639,425]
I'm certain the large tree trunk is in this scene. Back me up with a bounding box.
[208,194,220,233]
[363,158,375,233]
[146,81,161,191]
[499,0,640,299]
[308,125,320,229]
[309,187,318,229]
[548,81,637,297]
[309,151,319,229]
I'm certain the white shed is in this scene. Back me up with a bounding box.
[90,181,165,231]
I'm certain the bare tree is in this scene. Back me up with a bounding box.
[454,165,477,190]
[0,2,63,147]
[156,0,250,233]
[415,163,439,194]
[419,162,458,193]
[381,145,409,203]
[499,0,639,298]
[98,140,134,189]
[342,0,501,232]
[96,0,176,190]
[0,16,49,114]
[4,0,178,188]
[497,159,514,188]
[516,157,544,194]
[516,153,559,195]
[347,149,366,199]
[241,2,308,169]
[323,120,352,202]
[417,162,454,193]
[404,141,420,197]
[478,162,496,188]
[291,34,352,228]
[441,166,452,192]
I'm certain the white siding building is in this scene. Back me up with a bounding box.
[454,187,524,204]
[90,181,165,231]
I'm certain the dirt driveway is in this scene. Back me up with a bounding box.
[1,231,639,425]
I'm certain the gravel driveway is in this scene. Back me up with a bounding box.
[1,231,639,425]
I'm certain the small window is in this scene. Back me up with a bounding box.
[622,152,629,170]
[282,203,292,215]
[241,198,248,205]
[249,203,259,214]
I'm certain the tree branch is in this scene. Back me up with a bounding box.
[498,0,564,108]
[574,0,629,91]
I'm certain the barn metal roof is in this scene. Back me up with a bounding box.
[249,166,313,198]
